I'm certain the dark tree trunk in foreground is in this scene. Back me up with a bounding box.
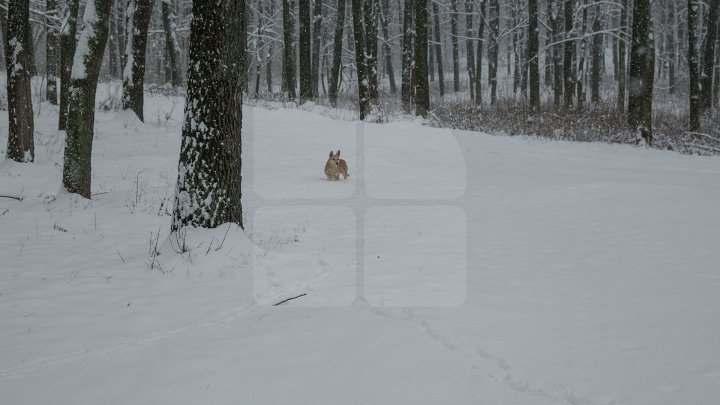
[563,0,574,108]
[162,0,182,86]
[700,0,718,110]
[465,0,475,100]
[351,0,370,119]
[172,0,244,230]
[413,0,429,116]
[627,0,655,145]
[6,0,35,162]
[46,0,59,104]
[528,0,540,110]
[549,0,562,107]
[432,0,445,97]
[59,0,80,130]
[401,0,414,111]
[282,0,297,100]
[62,0,112,197]
[617,0,628,110]
[688,0,701,131]
[475,0,485,105]
[489,0,499,105]
[364,0,379,102]
[311,0,323,98]
[450,0,460,92]
[299,0,313,102]
[591,9,602,104]
[122,0,154,121]
[329,0,346,106]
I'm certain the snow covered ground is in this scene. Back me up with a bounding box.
[1,88,720,404]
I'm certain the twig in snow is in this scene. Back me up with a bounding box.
[0,194,24,201]
[272,293,307,306]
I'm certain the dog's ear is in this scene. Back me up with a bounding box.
[329,150,334,157]
[336,150,341,157]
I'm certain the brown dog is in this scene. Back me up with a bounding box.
[324,150,349,180]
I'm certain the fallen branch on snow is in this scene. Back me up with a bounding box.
[0,194,24,201]
[273,293,307,306]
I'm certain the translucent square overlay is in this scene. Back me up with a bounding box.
[364,206,467,307]
[252,206,356,306]
[250,109,356,199]
[364,124,466,199]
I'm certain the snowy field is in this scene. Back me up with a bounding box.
[1,88,720,404]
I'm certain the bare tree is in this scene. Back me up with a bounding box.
[700,0,718,110]
[299,0,313,101]
[351,0,370,118]
[6,0,35,162]
[414,0,429,116]
[122,0,154,121]
[688,0,700,131]
[528,0,540,110]
[450,0,460,92]
[58,0,80,130]
[283,0,297,99]
[162,0,182,86]
[627,0,655,145]
[329,0,346,105]
[432,0,444,97]
[311,0,324,98]
[46,0,59,104]
[401,0,414,111]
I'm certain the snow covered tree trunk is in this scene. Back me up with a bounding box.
[413,0,429,116]
[450,0,459,92]
[380,0,396,94]
[364,0,379,103]
[6,0,35,162]
[475,0,485,105]
[700,0,718,110]
[401,0,414,112]
[161,0,182,86]
[688,0,701,131]
[563,0,574,109]
[351,0,370,119]
[627,0,655,145]
[465,0,475,101]
[432,0,444,97]
[58,0,80,130]
[299,0,312,102]
[528,0,540,110]
[311,0,323,98]
[46,0,59,105]
[121,0,153,122]
[282,0,297,100]
[172,0,244,231]
[617,0,628,110]
[591,9,602,104]
[328,0,346,106]
[62,0,112,197]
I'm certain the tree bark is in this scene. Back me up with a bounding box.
[432,0,444,97]
[46,0,59,104]
[413,0,429,116]
[58,0,80,130]
[627,0,655,144]
[351,0,370,118]
[311,0,324,98]
[618,0,628,110]
[172,0,244,230]
[489,0,499,105]
[465,0,474,100]
[666,0,676,95]
[6,0,35,162]
[563,0,574,109]
[282,0,297,100]
[401,0,414,111]
[329,0,346,105]
[450,0,460,92]
[591,7,602,103]
[364,0,379,102]
[528,0,540,109]
[475,0,485,105]
[122,0,154,121]
[299,0,313,101]
[380,0,396,93]
[161,0,182,86]
[700,0,718,110]
[688,0,701,131]
[62,0,112,197]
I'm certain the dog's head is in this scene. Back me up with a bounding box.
[327,150,341,166]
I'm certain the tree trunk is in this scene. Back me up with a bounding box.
[311,0,323,98]
[475,0,485,105]
[46,0,59,104]
[401,0,414,111]
[701,0,718,110]
[380,0,396,93]
[688,0,701,131]
[450,0,460,92]
[62,0,112,197]
[432,0,445,97]
[489,0,499,105]
[24,17,37,77]
[364,0,379,102]
[351,0,370,118]
[576,1,587,110]
[549,0,562,108]
[329,0,346,105]
[563,0,574,109]
[58,0,80,130]
[161,0,182,86]
[266,1,274,94]
[6,0,35,162]
[299,0,312,101]
[528,0,540,109]
[282,0,297,100]
[122,0,153,122]
[618,0,628,110]
[627,0,655,144]
[0,1,6,67]
[465,0,475,100]
[666,0,676,95]
[413,0,429,116]
[591,8,602,103]
[172,0,244,231]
